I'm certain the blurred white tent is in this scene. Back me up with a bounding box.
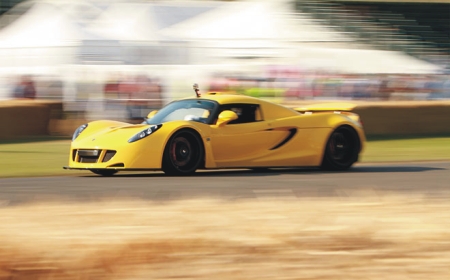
[160,0,350,42]
[0,0,104,71]
[293,46,443,74]
[159,0,353,61]
[0,0,223,99]
[160,0,441,73]
[86,2,160,43]
[0,0,443,76]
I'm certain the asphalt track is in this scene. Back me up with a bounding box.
[0,161,449,205]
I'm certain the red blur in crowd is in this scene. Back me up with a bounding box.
[12,75,36,99]
[103,74,164,119]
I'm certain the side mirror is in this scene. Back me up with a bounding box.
[216,110,238,127]
[146,110,158,119]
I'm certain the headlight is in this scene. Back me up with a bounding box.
[72,124,88,141]
[128,124,162,143]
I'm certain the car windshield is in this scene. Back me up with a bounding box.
[144,99,217,125]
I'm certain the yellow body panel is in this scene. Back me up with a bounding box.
[207,113,365,168]
[68,120,211,170]
[67,93,365,172]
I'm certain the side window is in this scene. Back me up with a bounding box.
[217,104,262,124]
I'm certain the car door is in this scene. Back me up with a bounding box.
[209,104,285,167]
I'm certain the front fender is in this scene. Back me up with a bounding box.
[157,121,217,169]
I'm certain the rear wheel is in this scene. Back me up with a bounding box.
[162,129,204,176]
[321,126,360,171]
[90,169,118,176]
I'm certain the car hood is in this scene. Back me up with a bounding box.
[73,123,153,147]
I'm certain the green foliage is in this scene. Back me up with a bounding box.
[0,140,88,178]
[361,137,450,162]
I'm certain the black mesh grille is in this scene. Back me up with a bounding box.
[102,150,117,162]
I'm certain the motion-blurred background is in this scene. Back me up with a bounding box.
[0,0,449,122]
[1,3,450,278]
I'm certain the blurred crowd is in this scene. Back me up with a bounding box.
[11,75,36,99]
[6,73,164,120]
[4,67,450,121]
[103,74,164,119]
[208,68,450,101]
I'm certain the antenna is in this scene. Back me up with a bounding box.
[193,83,201,98]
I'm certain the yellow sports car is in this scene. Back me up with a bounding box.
[64,86,365,176]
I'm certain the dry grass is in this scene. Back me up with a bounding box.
[0,195,449,279]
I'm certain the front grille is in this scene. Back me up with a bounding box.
[102,150,116,162]
[73,149,117,163]
[77,149,100,163]
[79,156,99,163]
[78,150,100,157]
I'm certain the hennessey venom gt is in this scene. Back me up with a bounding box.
[64,86,365,176]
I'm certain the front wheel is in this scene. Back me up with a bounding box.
[162,129,204,176]
[321,126,360,171]
[90,169,118,176]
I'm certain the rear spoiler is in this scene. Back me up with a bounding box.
[294,102,357,113]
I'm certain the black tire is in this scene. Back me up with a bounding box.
[90,169,118,176]
[162,129,204,176]
[321,125,360,171]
